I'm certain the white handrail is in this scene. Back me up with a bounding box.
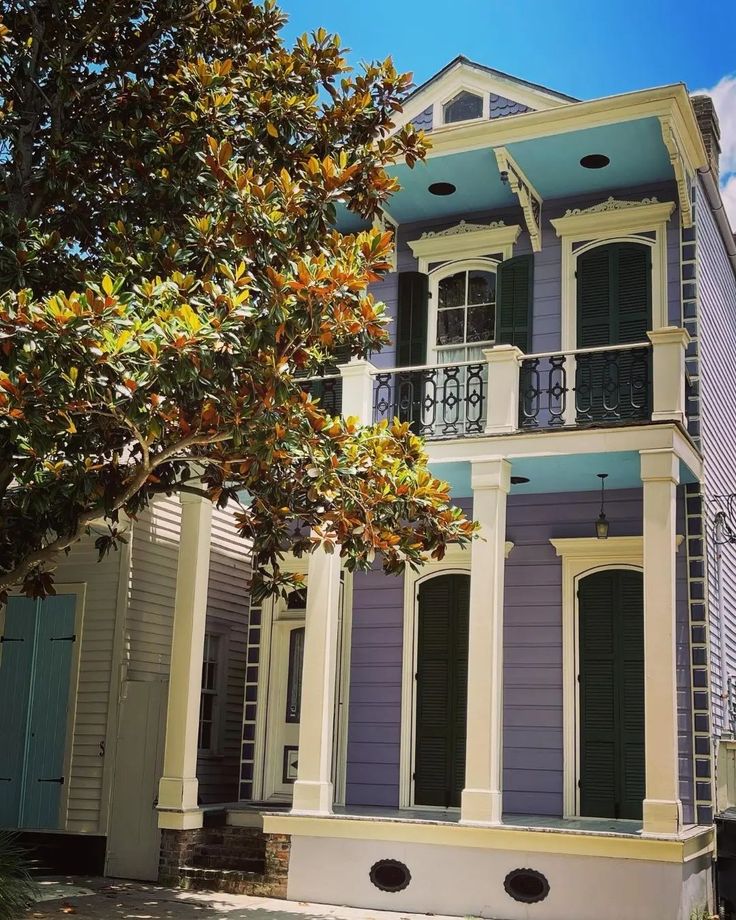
[520,341,651,362]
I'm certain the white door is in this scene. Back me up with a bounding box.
[264,620,305,799]
[105,681,167,880]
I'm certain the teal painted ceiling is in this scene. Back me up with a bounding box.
[432,450,697,500]
[336,115,674,230]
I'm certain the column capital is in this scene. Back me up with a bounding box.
[471,457,512,493]
[647,326,691,348]
[338,357,377,380]
[640,448,680,483]
[483,344,524,364]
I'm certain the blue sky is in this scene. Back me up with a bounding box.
[279,0,736,222]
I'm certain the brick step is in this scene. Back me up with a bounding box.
[178,866,282,897]
[191,854,265,872]
[196,843,265,860]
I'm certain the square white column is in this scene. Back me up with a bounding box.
[460,457,511,825]
[640,448,682,836]
[291,542,342,814]
[158,494,212,830]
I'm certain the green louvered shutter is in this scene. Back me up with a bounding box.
[396,272,428,366]
[396,272,428,429]
[496,254,533,353]
[414,574,469,808]
[576,243,652,421]
[578,569,644,820]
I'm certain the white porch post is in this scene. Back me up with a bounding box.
[157,494,213,829]
[640,448,682,836]
[339,358,376,423]
[648,327,691,425]
[291,542,342,814]
[484,346,522,435]
[461,457,511,825]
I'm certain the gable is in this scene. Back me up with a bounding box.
[399,57,574,134]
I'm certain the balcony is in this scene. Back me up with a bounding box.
[300,327,690,441]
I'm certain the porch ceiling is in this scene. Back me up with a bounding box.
[338,116,675,230]
[432,450,698,499]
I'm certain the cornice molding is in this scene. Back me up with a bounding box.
[408,222,522,271]
[659,115,694,229]
[550,198,676,240]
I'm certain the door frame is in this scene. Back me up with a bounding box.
[399,544,513,810]
[551,538,645,818]
[0,583,86,831]
[252,562,353,806]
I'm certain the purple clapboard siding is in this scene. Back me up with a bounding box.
[695,180,736,735]
[368,181,681,370]
[345,487,693,819]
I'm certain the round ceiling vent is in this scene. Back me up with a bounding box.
[428,181,457,196]
[504,867,550,904]
[369,859,411,893]
[580,153,610,169]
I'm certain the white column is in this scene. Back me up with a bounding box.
[157,493,213,829]
[640,448,682,836]
[484,346,522,435]
[461,457,511,825]
[339,359,376,424]
[648,327,691,425]
[291,542,342,814]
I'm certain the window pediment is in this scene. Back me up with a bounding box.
[408,221,521,273]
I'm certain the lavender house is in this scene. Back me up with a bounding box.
[2,56,735,920]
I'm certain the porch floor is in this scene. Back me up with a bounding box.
[225,801,644,837]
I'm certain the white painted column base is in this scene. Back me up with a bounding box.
[459,788,503,825]
[642,799,683,837]
[291,780,335,815]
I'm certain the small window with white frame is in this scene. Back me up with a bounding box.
[198,631,223,753]
[443,90,483,125]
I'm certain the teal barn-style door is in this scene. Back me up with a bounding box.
[0,594,77,829]
[578,569,645,820]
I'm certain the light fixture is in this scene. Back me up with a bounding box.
[580,153,610,169]
[428,182,456,196]
[595,473,610,540]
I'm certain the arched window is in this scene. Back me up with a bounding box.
[431,260,498,364]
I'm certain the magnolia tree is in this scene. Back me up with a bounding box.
[0,1,474,600]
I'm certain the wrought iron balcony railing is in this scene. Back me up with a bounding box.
[372,361,487,439]
[298,372,343,415]
[519,342,652,429]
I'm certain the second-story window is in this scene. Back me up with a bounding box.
[436,268,496,363]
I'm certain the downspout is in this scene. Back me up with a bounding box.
[698,165,736,278]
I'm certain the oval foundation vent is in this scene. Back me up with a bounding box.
[369,859,411,893]
[504,867,550,904]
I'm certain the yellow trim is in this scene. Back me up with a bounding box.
[408,223,521,272]
[494,147,543,252]
[262,813,714,865]
[550,200,676,240]
[418,85,707,176]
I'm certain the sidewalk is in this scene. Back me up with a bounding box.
[27,876,461,920]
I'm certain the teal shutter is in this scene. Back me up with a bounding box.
[578,570,644,820]
[0,595,76,829]
[0,597,36,826]
[576,243,652,421]
[496,254,533,353]
[414,574,469,808]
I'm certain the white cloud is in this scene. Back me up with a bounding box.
[695,74,736,227]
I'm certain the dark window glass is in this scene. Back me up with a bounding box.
[437,308,465,345]
[444,91,483,124]
[285,627,305,723]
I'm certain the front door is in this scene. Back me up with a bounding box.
[266,620,306,799]
[578,569,645,819]
[0,594,78,829]
[413,573,469,808]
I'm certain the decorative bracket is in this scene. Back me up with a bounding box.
[372,207,399,272]
[494,147,543,252]
[659,115,693,230]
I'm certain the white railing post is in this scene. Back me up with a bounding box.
[484,346,522,435]
[648,327,691,425]
[339,359,377,425]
